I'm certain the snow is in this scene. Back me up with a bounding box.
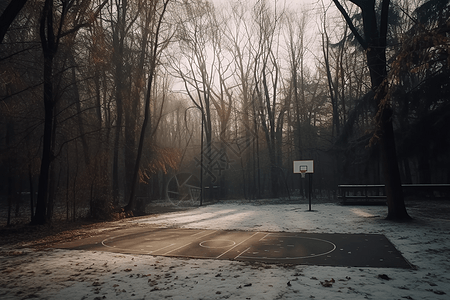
[1,201,449,299]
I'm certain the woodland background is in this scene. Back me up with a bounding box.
[1,0,449,225]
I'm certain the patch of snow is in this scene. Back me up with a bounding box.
[1,202,449,299]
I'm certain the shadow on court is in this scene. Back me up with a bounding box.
[54,227,413,269]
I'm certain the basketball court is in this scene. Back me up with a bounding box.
[55,226,412,269]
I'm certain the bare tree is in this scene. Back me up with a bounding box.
[222,0,258,198]
[33,0,107,225]
[252,0,287,198]
[332,0,410,220]
[0,0,28,44]
[124,0,171,212]
[168,0,219,198]
[284,9,311,158]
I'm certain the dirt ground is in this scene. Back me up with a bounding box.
[0,205,194,250]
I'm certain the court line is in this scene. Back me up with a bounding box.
[216,232,260,259]
[200,240,236,249]
[259,233,271,241]
[191,230,209,237]
[102,235,125,249]
[162,230,218,255]
[150,243,176,254]
[162,243,193,255]
[239,237,337,260]
[234,247,251,260]
[191,230,218,238]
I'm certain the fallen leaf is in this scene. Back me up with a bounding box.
[378,274,391,280]
[433,290,446,295]
[338,276,351,281]
[320,278,335,287]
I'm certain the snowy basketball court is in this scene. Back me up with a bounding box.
[1,201,449,299]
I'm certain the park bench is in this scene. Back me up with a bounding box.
[338,184,450,205]
[338,184,386,205]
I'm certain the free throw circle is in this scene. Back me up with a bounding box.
[240,236,336,260]
[200,239,236,248]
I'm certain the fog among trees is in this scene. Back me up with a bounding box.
[1,0,449,225]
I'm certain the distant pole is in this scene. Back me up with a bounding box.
[200,111,204,206]
[308,174,312,211]
[293,160,314,211]
[186,106,204,206]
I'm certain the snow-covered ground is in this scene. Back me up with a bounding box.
[1,201,449,299]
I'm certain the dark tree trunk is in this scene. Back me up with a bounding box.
[6,122,14,226]
[112,103,122,204]
[33,0,56,225]
[0,0,28,44]
[125,0,169,212]
[379,109,409,220]
[333,0,410,220]
[365,20,410,221]
[33,55,54,225]
[112,0,127,205]
[28,162,34,220]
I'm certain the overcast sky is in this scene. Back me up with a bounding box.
[209,0,319,9]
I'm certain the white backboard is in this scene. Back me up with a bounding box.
[293,160,314,174]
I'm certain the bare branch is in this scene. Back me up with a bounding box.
[332,0,368,49]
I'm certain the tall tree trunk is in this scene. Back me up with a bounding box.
[6,122,15,226]
[365,8,410,221]
[333,0,410,220]
[33,0,56,225]
[125,0,169,212]
[28,162,34,220]
[0,0,28,44]
[322,30,340,138]
[71,56,91,167]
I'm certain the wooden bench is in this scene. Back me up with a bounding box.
[338,184,450,205]
[338,185,387,205]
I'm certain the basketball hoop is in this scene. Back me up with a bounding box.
[293,160,314,211]
[300,165,308,178]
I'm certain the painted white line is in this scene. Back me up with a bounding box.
[239,237,337,260]
[216,232,260,259]
[163,242,192,255]
[200,239,236,248]
[151,243,176,254]
[102,236,120,248]
[259,233,271,241]
[163,230,218,255]
[234,247,251,260]
[193,230,218,239]
[191,230,210,237]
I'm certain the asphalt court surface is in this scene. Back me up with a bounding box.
[55,227,412,269]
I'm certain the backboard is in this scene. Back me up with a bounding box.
[293,160,314,174]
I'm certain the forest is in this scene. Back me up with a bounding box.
[1,0,449,225]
